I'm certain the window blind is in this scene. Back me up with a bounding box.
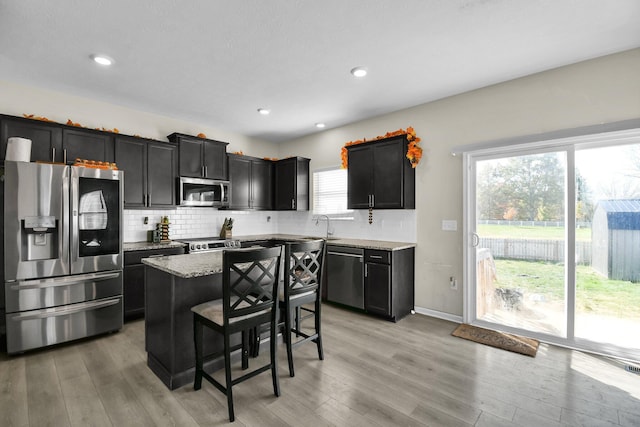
[312,168,352,215]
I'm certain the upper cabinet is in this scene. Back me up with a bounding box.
[1,116,62,162]
[1,115,114,164]
[347,135,415,209]
[62,128,114,164]
[275,157,310,211]
[115,136,178,209]
[167,133,228,180]
[227,154,273,210]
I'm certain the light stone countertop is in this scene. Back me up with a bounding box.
[236,234,416,251]
[124,241,186,252]
[139,234,415,279]
[141,251,223,279]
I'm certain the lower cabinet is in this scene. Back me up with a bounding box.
[124,247,184,320]
[325,245,415,322]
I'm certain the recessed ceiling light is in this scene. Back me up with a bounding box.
[91,54,114,66]
[315,123,326,128]
[350,66,367,77]
[257,108,270,115]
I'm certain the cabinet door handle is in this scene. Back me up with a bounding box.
[371,194,375,207]
[51,147,56,162]
[365,264,368,277]
[63,149,67,165]
[370,255,383,259]
[291,199,296,210]
[201,165,205,177]
[204,166,208,177]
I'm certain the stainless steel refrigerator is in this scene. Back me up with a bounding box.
[1,160,124,354]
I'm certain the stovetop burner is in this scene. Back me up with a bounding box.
[179,237,242,253]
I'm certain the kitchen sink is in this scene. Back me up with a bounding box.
[303,236,340,241]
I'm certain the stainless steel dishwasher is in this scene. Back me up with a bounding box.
[325,245,364,309]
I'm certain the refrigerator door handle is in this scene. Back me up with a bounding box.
[9,271,121,290]
[10,297,121,321]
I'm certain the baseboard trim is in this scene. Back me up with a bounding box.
[414,306,463,324]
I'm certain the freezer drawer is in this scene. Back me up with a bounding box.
[4,270,122,312]
[5,296,122,354]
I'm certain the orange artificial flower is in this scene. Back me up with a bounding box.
[340,127,423,168]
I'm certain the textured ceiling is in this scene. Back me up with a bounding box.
[1,0,639,142]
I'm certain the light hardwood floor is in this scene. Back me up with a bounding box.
[1,304,639,426]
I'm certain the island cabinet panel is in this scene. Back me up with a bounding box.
[62,128,114,164]
[1,116,62,162]
[168,132,228,180]
[144,267,242,390]
[123,246,184,320]
[347,135,415,209]
[275,156,309,211]
[115,136,178,208]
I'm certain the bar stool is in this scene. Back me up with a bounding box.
[279,240,325,377]
[191,246,283,422]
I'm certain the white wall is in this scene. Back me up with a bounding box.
[277,48,640,318]
[0,79,278,157]
[2,48,639,319]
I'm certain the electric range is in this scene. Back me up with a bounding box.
[178,237,242,254]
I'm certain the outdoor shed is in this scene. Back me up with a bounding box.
[591,199,640,282]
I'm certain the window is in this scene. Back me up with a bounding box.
[312,168,352,216]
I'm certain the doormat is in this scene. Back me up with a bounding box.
[451,324,539,357]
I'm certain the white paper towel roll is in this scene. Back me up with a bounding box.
[5,137,32,162]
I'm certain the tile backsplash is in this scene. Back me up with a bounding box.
[124,208,416,243]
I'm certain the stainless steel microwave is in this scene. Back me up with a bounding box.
[179,177,230,207]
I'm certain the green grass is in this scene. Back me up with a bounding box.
[493,259,640,317]
[478,224,591,241]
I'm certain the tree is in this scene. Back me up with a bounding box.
[477,153,565,221]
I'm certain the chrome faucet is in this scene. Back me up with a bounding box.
[315,215,333,239]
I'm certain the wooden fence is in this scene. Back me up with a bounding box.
[479,238,592,265]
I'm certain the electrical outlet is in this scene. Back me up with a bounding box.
[449,276,458,290]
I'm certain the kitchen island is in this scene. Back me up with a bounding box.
[143,251,230,390]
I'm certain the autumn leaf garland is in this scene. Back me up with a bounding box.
[340,127,423,168]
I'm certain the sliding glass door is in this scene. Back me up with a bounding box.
[574,144,640,355]
[474,151,568,338]
[465,131,640,361]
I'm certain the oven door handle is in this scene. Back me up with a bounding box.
[10,297,121,321]
[9,271,121,290]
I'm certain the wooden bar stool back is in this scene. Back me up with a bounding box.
[191,246,283,422]
[280,239,325,377]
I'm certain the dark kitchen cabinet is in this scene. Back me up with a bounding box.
[1,115,115,164]
[275,156,309,210]
[1,115,62,162]
[115,136,178,208]
[325,244,414,322]
[364,247,414,321]
[227,154,273,210]
[124,246,184,320]
[62,128,114,164]
[168,133,228,180]
[347,135,415,209]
